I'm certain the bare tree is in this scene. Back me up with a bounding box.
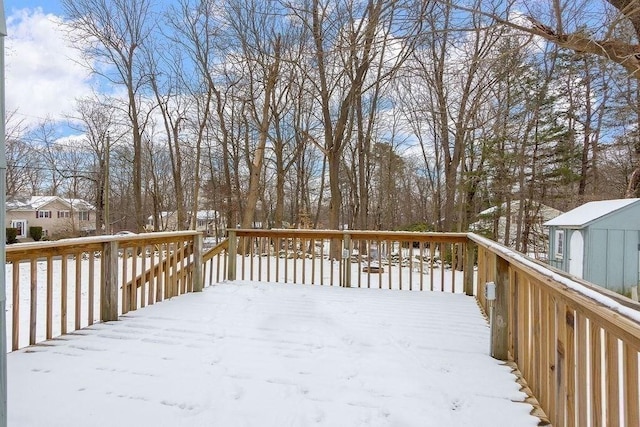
[73,96,121,233]
[5,111,36,197]
[62,0,155,231]
[221,0,283,231]
[448,0,640,197]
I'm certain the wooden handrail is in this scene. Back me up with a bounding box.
[203,239,229,263]
[230,228,468,243]
[6,231,200,261]
[469,231,640,426]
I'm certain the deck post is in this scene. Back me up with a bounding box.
[464,241,475,296]
[101,241,119,321]
[343,233,351,288]
[193,233,203,292]
[491,255,510,360]
[227,230,237,280]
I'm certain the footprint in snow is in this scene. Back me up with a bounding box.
[451,398,464,411]
[160,400,196,411]
[230,385,244,400]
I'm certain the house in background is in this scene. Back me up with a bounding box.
[544,198,640,295]
[6,196,96,240]
[471,199,563,258]
[146,210,226,237]
[193,210,226,236]
[145,211,175,232]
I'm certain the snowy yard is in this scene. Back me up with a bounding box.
[8,281,539,426]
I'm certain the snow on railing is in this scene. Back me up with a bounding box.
[470,232,640,427]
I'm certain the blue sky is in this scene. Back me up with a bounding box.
[3,1,95,132]
[5,0,62,15]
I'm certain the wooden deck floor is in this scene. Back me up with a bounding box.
[8,281,539,426]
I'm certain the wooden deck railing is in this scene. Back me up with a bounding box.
[225,229,473,292]
[6,231,209,350]
[471,232,640,427]
[202,239,229,286]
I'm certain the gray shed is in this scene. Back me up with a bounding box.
[543,198,640,294]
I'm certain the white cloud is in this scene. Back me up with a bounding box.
[6,8,95,129]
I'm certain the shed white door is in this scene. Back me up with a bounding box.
[569,230,584,278]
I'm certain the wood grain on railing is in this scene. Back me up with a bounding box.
[202,239,229,287]
[470,232,640,427]
[226,229,468,291]
[6,231,204,351]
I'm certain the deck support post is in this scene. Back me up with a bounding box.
[193,233,203,292]
[464,241,475,296]
[227,230,237,280]
[491,256,510,360]
[101,241,119,322]
[342,233,351,288]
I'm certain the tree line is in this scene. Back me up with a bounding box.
[6,0,639,252]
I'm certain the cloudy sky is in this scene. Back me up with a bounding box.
[4,1,94,131]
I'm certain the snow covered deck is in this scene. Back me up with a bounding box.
[8,281,538,426]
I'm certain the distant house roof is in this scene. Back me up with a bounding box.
[477,199,562,219]
[7,196,95,211]
[543,198,640,227]
[6,198,30,210]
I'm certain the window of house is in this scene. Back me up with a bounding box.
[554,230,564,259]
[58,210,71,218]
[78,211,90,221]
[36,210,52,219]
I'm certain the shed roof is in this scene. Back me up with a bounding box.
[543,198,640,227]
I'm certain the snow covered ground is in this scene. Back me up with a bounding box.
[8,281,539,426]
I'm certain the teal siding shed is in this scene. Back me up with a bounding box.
[543,199,640,294]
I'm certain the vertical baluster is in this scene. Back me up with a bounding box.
[140,245,147,306]
[46,256,53,339]
[293,236,298,284]
[30,258,37,345]
[121,249,129,313]
[88,251,95,325]
[61,254,68,334]
[12,260,19,350]
[75,251,82,329]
